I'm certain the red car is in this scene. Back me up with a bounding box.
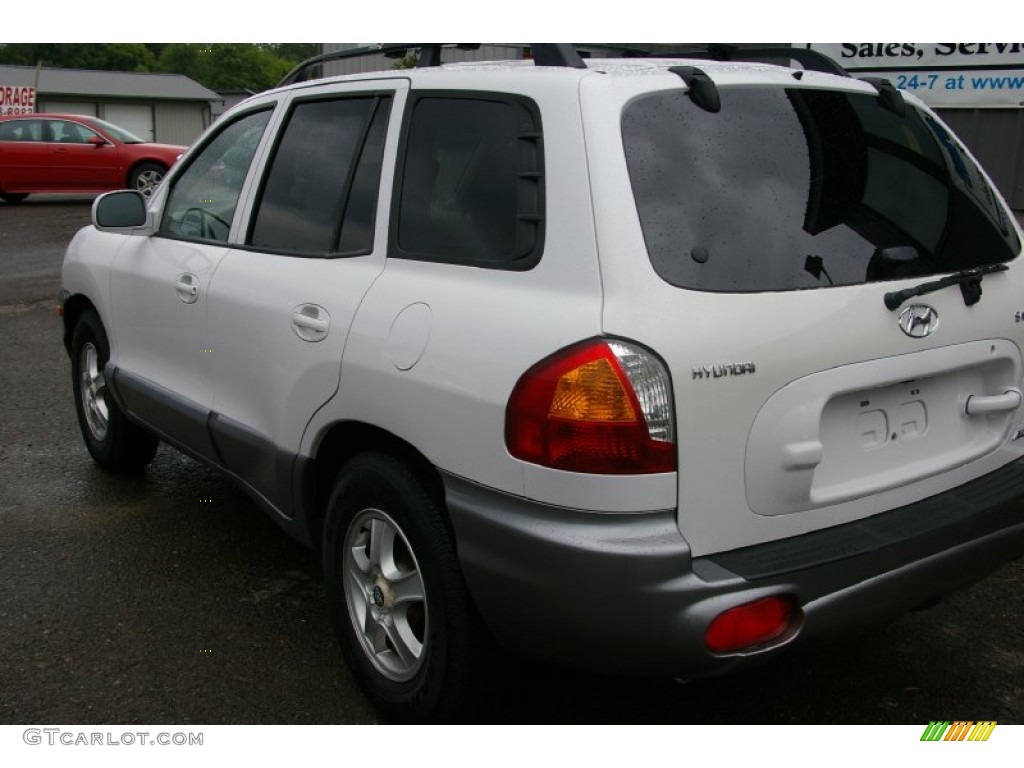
[0,113,186,202]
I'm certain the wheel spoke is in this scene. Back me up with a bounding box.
[367,517,395,571]
[391,571,425,606]
[361,595,378,637]
[86,345,99,377]
[367,619,389,655]
[347,560,369,588]
[349,534,372,574]
[385,610,423,668]
[348,577,368,618]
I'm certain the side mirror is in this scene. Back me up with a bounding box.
[93,190,149,231]
[87,135,107,148]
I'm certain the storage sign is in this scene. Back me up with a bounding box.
[0,85,36,115]
[805,44,1024,108]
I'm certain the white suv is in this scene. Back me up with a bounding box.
[60,44,1024,722]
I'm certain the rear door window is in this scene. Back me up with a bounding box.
[247,95,391,256]
[0,119,43,141]
[622,87,1020,292]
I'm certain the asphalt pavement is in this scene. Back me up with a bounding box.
[0,197,1021,724]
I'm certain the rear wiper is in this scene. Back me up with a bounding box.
[884,263,1009,311]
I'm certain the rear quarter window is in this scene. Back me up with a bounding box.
[391,93,544,269]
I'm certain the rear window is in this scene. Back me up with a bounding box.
[622,87,1020,292]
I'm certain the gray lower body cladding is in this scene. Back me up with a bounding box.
[444,460,1024,678]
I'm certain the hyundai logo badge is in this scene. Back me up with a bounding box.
[898,304,939,338]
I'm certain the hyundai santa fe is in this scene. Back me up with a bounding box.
[58,44,1024,721]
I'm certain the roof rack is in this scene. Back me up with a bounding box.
[638,45,850,77]
[630,46,847,78]
[276,43,851,89]
[277,43,586,87]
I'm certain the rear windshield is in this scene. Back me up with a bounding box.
[622,87,1020,292]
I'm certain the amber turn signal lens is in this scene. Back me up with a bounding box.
[550,358,637,422]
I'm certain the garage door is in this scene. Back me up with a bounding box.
[103,104,154,142]
[42,101,97,117]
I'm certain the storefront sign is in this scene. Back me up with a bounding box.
[806,44,1024,108]
[0,85,36,115]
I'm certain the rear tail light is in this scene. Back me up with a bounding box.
[705,595,798,654]
[505,338,675,474]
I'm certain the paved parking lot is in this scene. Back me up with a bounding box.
[0,196,1021,724]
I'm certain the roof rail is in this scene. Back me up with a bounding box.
[638,45,850,78]
[531,44,587,69]
[859,77,907,117]
[668,66,721,113]
[277,43,586,87]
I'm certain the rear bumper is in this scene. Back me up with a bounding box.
[444,459,1024,678]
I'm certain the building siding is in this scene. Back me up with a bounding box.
[37,98,208,145]
[154,101,210,146]
[320,44,529,76]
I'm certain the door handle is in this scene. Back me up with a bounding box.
[175,273,199,304]
[291,304,330,342]
[965,388,1021,415]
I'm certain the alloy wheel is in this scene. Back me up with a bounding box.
[343,508,428,682]
[79,341,109,441]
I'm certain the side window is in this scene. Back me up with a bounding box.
[160,109,272,243]
[393,95,544,267]
[50,120,100,144]
[248,95,391,255]
[0,119,43,141]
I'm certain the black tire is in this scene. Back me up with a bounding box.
[323,452,488,723]
[127,162,166,199]
[0,192,29,203]
[70,310,159,473]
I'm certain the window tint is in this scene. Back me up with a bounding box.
[395,96,543,266]
[922,111,1016,242]
[622,88,1019,292]
[49,120,101,144]
[248,96,390,255]
[160,109,271,243]
[339,98,391,254]
[0,119,43,141]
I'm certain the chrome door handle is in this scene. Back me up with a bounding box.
[291,304,330,342]
[175,273,199,304]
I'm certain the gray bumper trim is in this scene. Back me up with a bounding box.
[707,457,1024,580]
[443,468,1024,678]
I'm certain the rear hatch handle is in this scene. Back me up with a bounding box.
[965,388,1022,416]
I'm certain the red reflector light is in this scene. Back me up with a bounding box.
[705,595,797,654]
